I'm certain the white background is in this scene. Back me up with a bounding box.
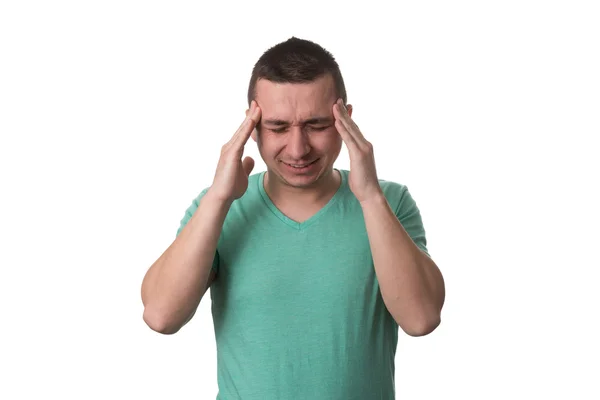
[1,1,599,399]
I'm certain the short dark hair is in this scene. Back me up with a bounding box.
[247,37,347,106]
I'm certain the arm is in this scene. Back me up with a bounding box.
[141,100,261,335]
[331,99,444,337]
[141,191,231,335]
[361,193,445,337]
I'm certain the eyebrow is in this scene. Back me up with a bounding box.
[262,117,333,126]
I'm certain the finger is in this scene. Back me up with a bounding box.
[335,99,367,142]
[231,101,257,140]
[333,101,358,147]
[228,101,261,149]
[224,107,252,148]
[233,104,260,147]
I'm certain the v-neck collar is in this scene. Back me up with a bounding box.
[258,169,348,230]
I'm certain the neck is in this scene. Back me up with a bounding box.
[264,168,341,206]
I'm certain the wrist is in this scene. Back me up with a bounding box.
[204,188,234,210]
[359,190,387,208]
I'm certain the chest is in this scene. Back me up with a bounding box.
[212,217,379,315]
[271,201,330,224]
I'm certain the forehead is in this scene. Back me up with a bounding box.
[255,74,337,121]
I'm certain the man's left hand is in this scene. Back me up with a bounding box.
[333,98,383,203]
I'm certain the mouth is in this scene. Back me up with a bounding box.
[280,158,320,171]
[282,158,319,168]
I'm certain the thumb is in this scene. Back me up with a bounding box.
[242,156,255,176]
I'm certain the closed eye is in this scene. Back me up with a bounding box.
[307,125,330,131]
[268,125,331,134]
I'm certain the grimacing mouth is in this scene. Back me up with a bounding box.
[280,159,320,167]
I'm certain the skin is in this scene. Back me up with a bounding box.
[246,75,445,335]
[247,74,353,207]
[330,97,445,335]
[141,72,444,336]
[140,105,262,334]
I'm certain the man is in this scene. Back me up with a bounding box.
[141,37,445,399]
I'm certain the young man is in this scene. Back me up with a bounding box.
[141,37,445,399]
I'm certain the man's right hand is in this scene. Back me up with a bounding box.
[208,100,261,203]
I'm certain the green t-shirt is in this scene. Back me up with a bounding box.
[177,169,429,399]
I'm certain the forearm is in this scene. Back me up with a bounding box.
[142,190,231,333]
[361,194,445,336]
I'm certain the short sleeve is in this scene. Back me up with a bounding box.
[385,183,430,257]
[175,188,220,273]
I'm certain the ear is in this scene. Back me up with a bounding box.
[346,104,353,118]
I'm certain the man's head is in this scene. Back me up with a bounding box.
[246,37,352,190]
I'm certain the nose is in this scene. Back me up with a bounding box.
[286,127,311,160]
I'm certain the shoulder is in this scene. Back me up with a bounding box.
[187,171,264,207]
[337,169,410,208]
[378,177,409,206]
[376,177,423,219]
[176,171,265,236]
[246,171,263,195]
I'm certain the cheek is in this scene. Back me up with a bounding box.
[316,130,342,148]
[258,133,285,153]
